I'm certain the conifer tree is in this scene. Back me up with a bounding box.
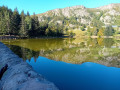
[31,13,40,36]
[10,8,21,35]
[25,14,32,37]
[19,10,27,37]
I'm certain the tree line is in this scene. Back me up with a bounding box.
[0,6,116,38]
[0,6,64,37]
[87,25,115,36]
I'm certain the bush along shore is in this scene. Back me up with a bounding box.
[0,42,58,90]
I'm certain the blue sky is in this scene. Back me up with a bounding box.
[0,0,120,15]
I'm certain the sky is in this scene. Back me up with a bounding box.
[0,0,120,15]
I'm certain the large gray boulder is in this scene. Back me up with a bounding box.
[0,42,58,90]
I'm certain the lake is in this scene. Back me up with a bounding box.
[1,38,120,90]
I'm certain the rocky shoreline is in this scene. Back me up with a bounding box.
[0,36,22,40]
[0,42,58,90]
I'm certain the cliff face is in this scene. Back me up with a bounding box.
[0,42,58,90]
[37,3,120,27]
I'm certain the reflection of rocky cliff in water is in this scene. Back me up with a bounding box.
[98,55,120,68]
[6,45,120,68]
[3,38,120,68]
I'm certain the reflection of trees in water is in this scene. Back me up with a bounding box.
[5,38,120,67]
[7,45,39,60]
[3,38,115,51]
[86,38,114,48]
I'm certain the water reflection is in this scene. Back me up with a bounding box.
[2,38,120,67]
[1,38,120,90]
[27,56,120,90]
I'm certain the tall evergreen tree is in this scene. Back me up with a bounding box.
[25,14,32,37]
[5,11,11,35]
[31,13,40,36]
[19,10,27,37]
[10,8,21,35]
[27,11,30,16]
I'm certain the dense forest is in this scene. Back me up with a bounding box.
[0,6,64,37]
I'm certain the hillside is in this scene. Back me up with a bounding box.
[0,4,120,37]
[36,3,120,29]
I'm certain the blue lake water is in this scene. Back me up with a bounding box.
[2,38,120,90]
[27,56,120,90]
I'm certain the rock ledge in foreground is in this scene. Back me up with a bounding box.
[0,42,58,90]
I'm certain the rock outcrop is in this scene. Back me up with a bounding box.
[37,3,120,26]
[0,42,58,90]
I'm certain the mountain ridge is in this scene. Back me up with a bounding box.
[36,3,120,29]
[38,3,120,14]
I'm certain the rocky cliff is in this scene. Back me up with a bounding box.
[37,3,120,28]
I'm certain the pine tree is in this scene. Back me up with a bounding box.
[25,15,32,37]
[27,11,30,16]
[5,11,11,35]
[31,13,40,36]
[19,10,27,37]
[10,8,21,35]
